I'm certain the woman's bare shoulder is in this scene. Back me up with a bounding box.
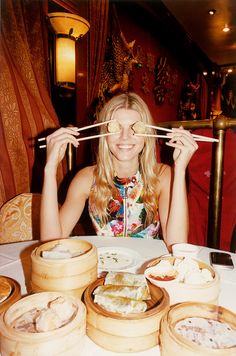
[74,165,96,178]
[156,163,171,177]
[68,165,96,197]
[156,163,171,187]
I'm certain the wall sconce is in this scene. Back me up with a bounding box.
[48,12,90,89]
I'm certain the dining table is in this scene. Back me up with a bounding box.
[0,235,236,356]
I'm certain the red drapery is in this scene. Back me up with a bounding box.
[88,0,109,106]
[188,129,236,251]
[0,0,64,207]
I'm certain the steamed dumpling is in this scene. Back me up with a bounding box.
[174,257,199,282]
[151,259,176,279]
[49,296,77,322]
[42,243,73,259]
[12,308,41,332]
[107,121,121,133]
[132,121,146,133]
[35,308,62,332]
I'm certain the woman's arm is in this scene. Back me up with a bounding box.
[58,166,95,238]
[158,128,198,249]
[40,127,80,241]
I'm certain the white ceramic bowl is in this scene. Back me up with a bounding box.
[172,243,200,258]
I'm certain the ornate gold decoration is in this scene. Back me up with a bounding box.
[141,72,150,94]
[98,32,143,108]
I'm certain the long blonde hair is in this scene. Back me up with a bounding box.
[89,92,161,225]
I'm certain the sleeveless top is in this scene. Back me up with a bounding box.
[88,171,160,238]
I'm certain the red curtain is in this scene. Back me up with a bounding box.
[88,0,109,107]
[188,129,236,251]
[0,0,64,207]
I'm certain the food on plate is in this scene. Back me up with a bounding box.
[107,121,121,133]
[98,251,131,269]
[175,317,236,349]
[93,284,151,301]
[146,257,213,285]
[0,277,12,303]
[11,297,77,333]
[132,121,146,134]
[94,294,147,314]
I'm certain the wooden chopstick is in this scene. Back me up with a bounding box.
[38,120,113,142]
[76,132,119,142]
[39,132,119,148]
[135,133,219,142]
[144,124,219,142]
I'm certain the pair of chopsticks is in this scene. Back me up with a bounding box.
[135,124,219,143]
[38,121,117,149]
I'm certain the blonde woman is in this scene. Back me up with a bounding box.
[40,93,198,249]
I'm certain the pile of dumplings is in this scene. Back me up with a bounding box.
[150,257,213,284]
[11,297,77,333]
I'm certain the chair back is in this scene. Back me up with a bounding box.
[0,193,41,244]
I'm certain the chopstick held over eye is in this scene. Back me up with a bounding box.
[134,133,219,143]
[142,124,219,142]
[37,120,113,143]
[38,131,120,149]
[76,132,120,142]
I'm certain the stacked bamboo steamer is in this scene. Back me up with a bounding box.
[0,291,86,356]
[84,277,170,353]
[0,276,21,314]
[31,239,97,298]
[160,302,236,356]
[145,256,220,305]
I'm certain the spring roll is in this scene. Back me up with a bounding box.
[94,294,147,314]
[93,284,151,300]
[105,272,148,287]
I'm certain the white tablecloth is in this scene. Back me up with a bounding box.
[0,236,236,356]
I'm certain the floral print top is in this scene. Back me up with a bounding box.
[89,171,160,238]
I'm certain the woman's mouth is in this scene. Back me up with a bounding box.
[117,144,134,150]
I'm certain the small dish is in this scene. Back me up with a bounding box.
[144,264,179,288]
[97,247,143,273]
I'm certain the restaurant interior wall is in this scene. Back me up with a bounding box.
[107,0,203,124]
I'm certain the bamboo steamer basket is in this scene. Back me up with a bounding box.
[31,239,97,298]
[160,301,236,356]
[146,256,220,305]
[0,291,86,356]
[84,276,170,353]
[0,276,21,314]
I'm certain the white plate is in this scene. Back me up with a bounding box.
[97,247,143,273]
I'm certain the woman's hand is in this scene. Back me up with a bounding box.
[45,127,80,168]
[165,127,198,171]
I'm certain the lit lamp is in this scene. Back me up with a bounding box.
[48,12,90,88]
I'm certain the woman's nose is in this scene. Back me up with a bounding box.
[119,126,133,139]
